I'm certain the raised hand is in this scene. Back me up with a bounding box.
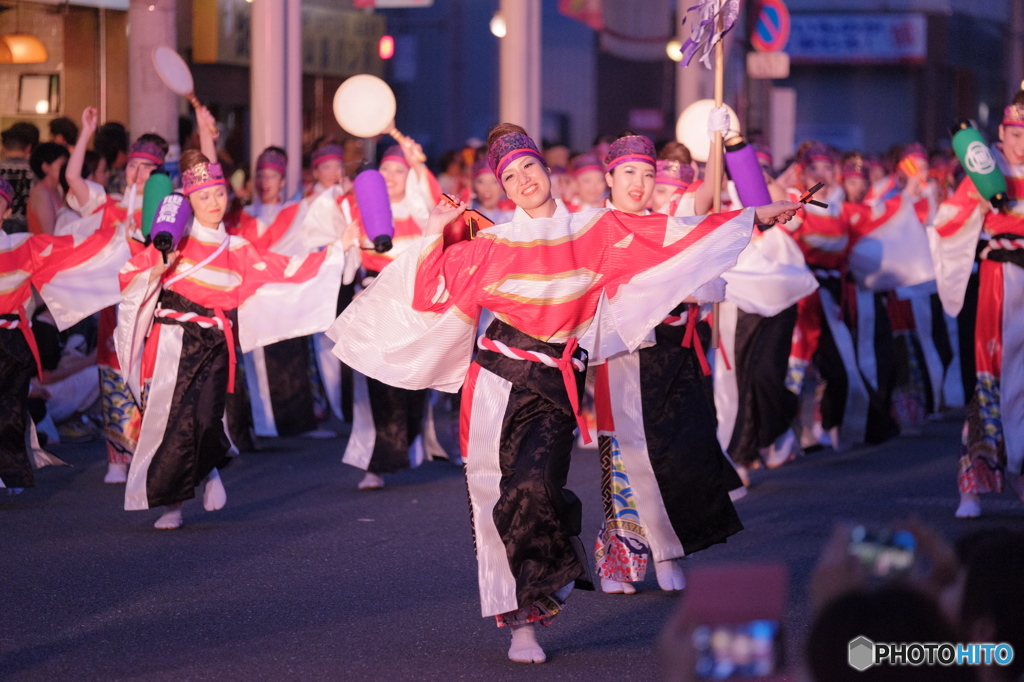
[196,106,218,139]
[426,199,467,237]
[81,107,99,135]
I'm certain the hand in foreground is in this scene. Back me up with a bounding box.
[426,200,467,237]
[755,200,802,226]
[150,250,179,284]
[81,107,99,135]
[810,523,867,614]
[341,220,361,251]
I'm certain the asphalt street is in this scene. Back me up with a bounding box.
[3,413,1023,681]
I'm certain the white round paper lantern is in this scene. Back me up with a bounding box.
[676,99,740,163]
[333,74,397,138]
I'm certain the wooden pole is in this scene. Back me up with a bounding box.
[710,2,725,348]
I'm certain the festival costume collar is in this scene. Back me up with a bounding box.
[187,218,228,243]
[606,199,650,216]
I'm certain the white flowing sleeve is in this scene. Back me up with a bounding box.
[66,179,108,218]
[325,235,478,393]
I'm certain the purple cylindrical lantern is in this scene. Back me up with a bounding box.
[354,168,394,253]
[151,192,192,254]
[725,138,772,209]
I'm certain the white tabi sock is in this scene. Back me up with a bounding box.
[600,578,636,595]
[655,559,686,591]
[508,624,546,664]
[154,504,183,529]
[104,462,128,484]
[955,493,981,519]
[203,468,227,511]
[358,472,385,490]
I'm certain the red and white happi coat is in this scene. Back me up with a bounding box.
[929,145,1024,476]
[115,220,346,404]
[325,201,757,392]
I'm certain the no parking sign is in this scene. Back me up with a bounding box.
[751,0,790,53]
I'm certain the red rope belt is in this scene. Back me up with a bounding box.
[477,335,591,444]
[664,303,715,376]
[154,307,236,393]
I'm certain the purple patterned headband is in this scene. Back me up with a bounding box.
[487,131,544,183]
[655,160,694,189]
[570,153,604,176]
[182,161,226,196]
[380,144,409,168]
[256,149,287,176]
[311,144,344,168]
[128,139,166,166]
[471,157,493,179]
[800,143,833,167]
[605,135,656,172]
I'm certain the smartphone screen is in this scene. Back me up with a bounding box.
[693,620,780,679]
[848,525,915,578]
[686,564,788,680]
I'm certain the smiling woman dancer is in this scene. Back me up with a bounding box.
[326,123,800,663]
[116,151,343,530]
[591,133,744,597]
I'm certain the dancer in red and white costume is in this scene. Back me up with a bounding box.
[326,123,800,663]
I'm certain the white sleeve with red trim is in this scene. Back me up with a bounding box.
[289,186,346,257]
[723,226,818,317]
[34,215,132,330]
[325,234,478,393]
[848,196,935,292]
[236,244,346,352]
[65,179,108,218]
[927,181,985,317]
[580,208,757,364]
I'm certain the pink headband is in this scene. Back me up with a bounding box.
[381,145,409,168]
[494,148,544,180]
[606,153,655,172]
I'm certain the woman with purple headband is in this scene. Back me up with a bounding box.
[565,153,606,212]
[341,136,453,491]
[115,150,345,530]
[590,133,744,597]
[326,122,800,663]
[225,146,337,441]
[936,95,1024,518]
[650,159,696,216]
[59,106,220,485]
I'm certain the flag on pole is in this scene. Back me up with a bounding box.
[679,0,739,69]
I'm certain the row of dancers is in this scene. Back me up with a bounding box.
[3,92,1023,663]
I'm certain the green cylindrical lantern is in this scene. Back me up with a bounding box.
[141,170,174,238]
[951,120,1008,211]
